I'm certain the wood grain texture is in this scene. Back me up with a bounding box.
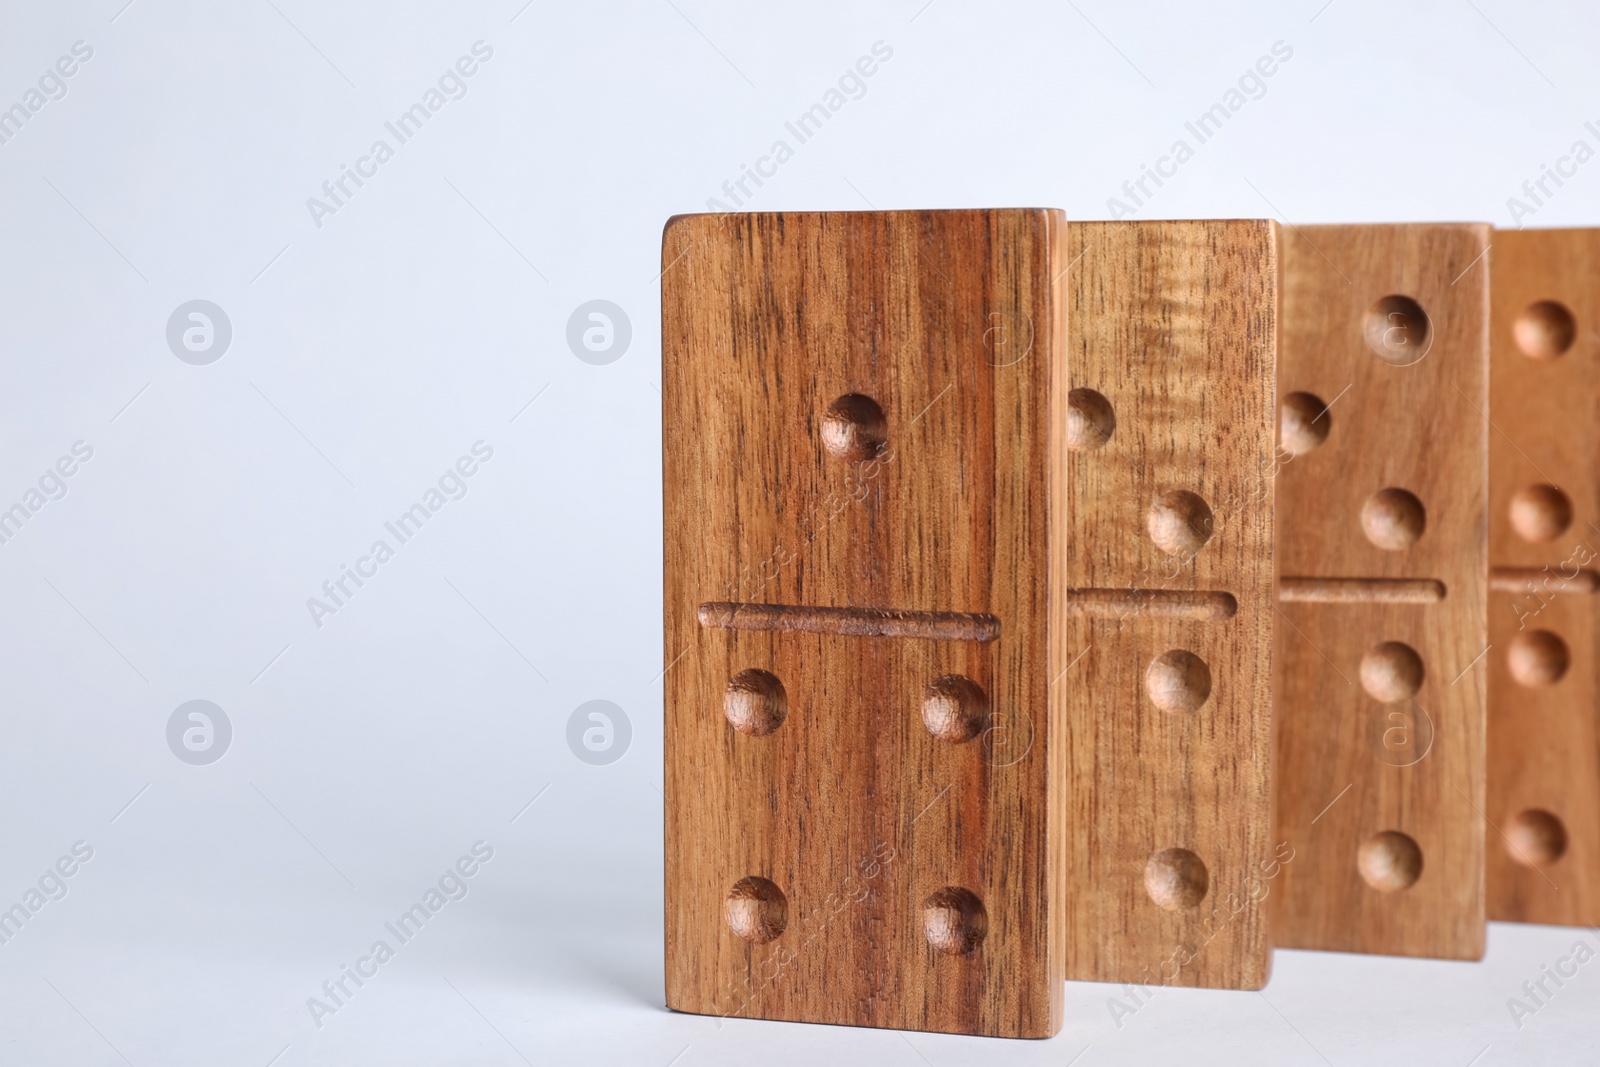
[1486,228,1600,925]
[1274,224,1488,959]
[662,210,1064,1037]
[1059,221,1279,990]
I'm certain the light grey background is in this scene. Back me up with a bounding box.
[0,1,1596,1064]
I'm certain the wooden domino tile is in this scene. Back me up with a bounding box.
[1059,221,1280,990]
[662,209,1067,1037]
[1486,228,1600,926]
[1273,224,1489,959]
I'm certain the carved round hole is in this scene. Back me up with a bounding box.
[724,669,788,736]
[725,876,788,943]
[1280,391,1332,457]
[1507,630,1570,687]
[1361,488,1426,550]
[821,394,887,462]
[1357,830,1423,892]
[921,675,989,744]
[1145,650,1212,714]
[1506,809,1568,868]
[1509,484,1573,543]
[1363,295,1432,366]
[1513,300,1577,360]
[1147,489,1214,557]
[1144,848,1209,910]
[1360,641,1424,702]
[1066,388,1116,451]
[922,886,988,955]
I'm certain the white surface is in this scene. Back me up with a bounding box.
[0,1,1597,1063]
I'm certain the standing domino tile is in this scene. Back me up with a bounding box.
[1060,221,1280,991]
[662,209,1068,1037]
[1486,228,1600,926]
[1273,224,1489,959]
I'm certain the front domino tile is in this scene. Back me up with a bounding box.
[662,209,1068,1037]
